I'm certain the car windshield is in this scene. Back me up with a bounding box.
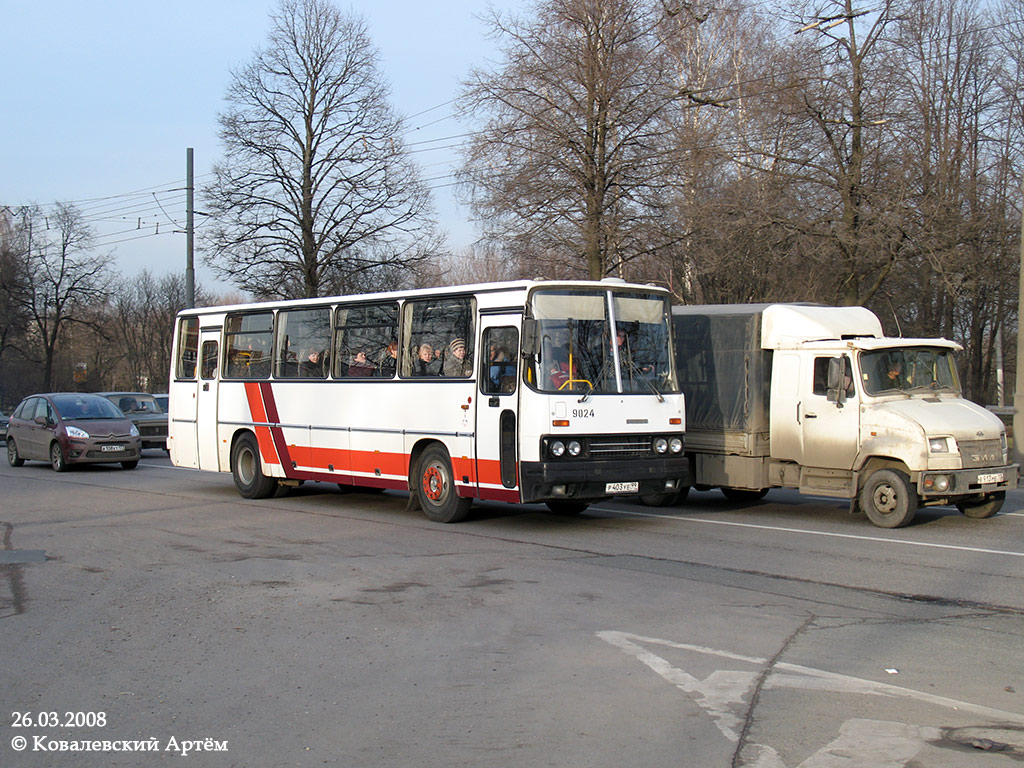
[108,394,162,414]
[529,288,678,394]
[860,347,960,396]
[52,394,126,420]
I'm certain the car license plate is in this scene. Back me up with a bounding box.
[605,481,639,494]
[978,472,1003,484]
[101,444,125,453]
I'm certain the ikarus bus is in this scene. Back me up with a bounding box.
[168,278,687,522]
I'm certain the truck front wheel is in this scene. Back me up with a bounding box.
[860,469,917,528]
[956,491,1004,519]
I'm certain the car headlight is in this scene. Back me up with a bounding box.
[549,440,565,458]
[130,424,140,437]
[928,437,950,453]
[669,437,683,454]
[567,440,582,457]
[653,437,668,454]
[65,426,90,440]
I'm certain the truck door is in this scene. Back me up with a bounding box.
[475,318,521,499]
[800,354,859,469]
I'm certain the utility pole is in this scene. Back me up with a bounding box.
[1015,187,1024,465]
[186,147,195,309]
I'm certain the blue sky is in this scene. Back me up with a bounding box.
[1,1,522,295]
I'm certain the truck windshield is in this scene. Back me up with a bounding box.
[529,288,678,394]
[860,347,960,396]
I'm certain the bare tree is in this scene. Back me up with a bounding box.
[10,204,113,390]
[203,0,439,299]
[459,0,689,280]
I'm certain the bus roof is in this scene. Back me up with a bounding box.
[175,277,671,317]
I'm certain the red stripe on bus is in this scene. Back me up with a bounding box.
[244,382,279,466]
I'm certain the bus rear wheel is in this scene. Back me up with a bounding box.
[415,444,471,523]
[232,433,277,499]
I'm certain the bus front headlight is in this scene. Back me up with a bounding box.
[669,437,683,454]
[653,438,668,454]
[549,440,565,458]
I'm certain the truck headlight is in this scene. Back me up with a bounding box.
[924,474,951,492]
[928,437,951,453]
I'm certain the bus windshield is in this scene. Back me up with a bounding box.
[530,288,678,394]
[860,346,960,396]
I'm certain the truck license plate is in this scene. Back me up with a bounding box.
[101,444,125,453]
[978,473,1003,484]
[605,481,639,494]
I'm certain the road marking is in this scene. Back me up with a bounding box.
[601,508,1024,558]
[599,630,1024,767]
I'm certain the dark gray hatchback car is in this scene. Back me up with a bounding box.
[6,393,141,471]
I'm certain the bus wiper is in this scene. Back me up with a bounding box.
[628,360,664,402]
[578,357,610,403]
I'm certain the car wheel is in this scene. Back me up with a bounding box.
[415,444,472,523]
[859,468,917,528]
[121,460,139,470]
[50,442,68,473]
[231,432,278,499]
[956,491,1004,519]
[7,439,24,467]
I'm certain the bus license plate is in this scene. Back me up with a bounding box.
[101,445,125,453]
[978,473,1003,484]
[605,481,639,494]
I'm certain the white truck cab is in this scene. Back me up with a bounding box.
[663,303,1017,528]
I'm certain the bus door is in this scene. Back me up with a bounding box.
[476,319,521,499]
[196,331,221,471]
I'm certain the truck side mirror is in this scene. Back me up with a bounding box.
[827,357,848,405]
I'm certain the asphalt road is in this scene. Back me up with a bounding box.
[2,453,1023,767]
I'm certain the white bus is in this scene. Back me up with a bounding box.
[168,278,687,522]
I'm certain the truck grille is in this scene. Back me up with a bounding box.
[589,435,653,457]
[959,439,1003,469]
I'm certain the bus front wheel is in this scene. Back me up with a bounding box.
[232,433,277,499]
[415,444,471,523]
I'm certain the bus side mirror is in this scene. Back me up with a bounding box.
[521,318,537,357]
[827,357,848,405]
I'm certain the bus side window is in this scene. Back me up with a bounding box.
[401,296,476,379]
[200,341,219,380]
[176,317,199,379]
[482,327,518,395]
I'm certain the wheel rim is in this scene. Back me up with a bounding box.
[51,444,62,469]
[237,446,257,485]
[7,442,14,463]
[871,483,898,515]
[422,463,446,503]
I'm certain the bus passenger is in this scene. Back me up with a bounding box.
[379,341,398,377]
[414,343,440,376]
[443,338,471,377]
[348,350,375,377]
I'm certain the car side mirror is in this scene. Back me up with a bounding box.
[34,415,48,426]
